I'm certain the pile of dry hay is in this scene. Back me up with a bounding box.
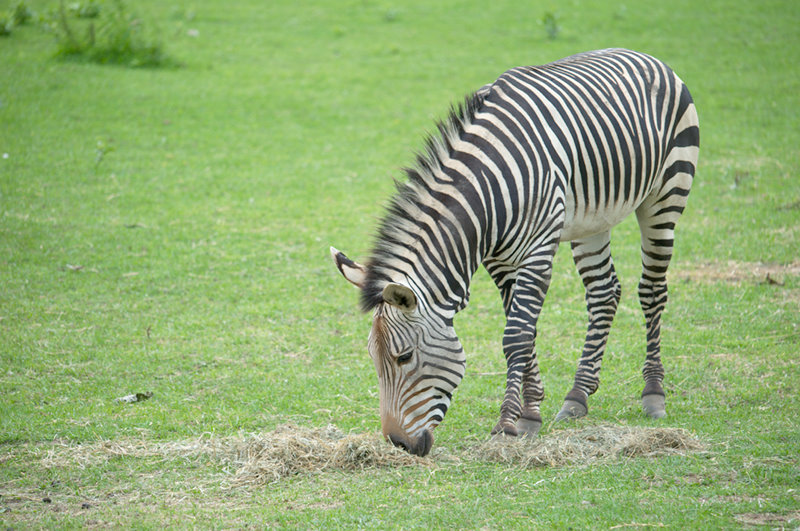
[38,424,706,485]
[221,424,429,485]
[39,424,429,486]
[477,425,707,468]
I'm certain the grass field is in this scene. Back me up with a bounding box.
[1,0,799,528]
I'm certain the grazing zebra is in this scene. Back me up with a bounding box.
[331,49,699,457]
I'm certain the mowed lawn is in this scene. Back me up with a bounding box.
[1,0,798,528]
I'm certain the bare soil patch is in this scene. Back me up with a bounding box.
[673,260,800,285]
[734,510,800,526]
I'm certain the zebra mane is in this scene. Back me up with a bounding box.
[360,90,486,312]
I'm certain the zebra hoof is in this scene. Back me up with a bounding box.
[642,394,667,419]
[516,417,542,438]
[490,422,518,438]
[555,399,588,422]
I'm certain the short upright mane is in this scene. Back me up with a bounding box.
[360,90,487,312]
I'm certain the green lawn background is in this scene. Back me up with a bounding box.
[1,0,798,527]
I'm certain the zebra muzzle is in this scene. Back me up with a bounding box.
[387,429,433,457]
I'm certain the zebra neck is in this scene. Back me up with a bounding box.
[364,179,488,319]
[362,92,491,317]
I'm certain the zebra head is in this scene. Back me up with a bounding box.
[331,247,465,457]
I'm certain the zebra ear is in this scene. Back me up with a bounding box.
[330,247,367,289]
[382,283,418,313]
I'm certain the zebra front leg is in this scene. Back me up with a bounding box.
[491,326,534,437]
[490,253,555,437]
[556,233,621,421]
[492,326,546,438]
[517,352,545,436]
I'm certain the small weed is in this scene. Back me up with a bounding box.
[542,11,561,40]
[384,8,400,23]
[0,15,12,36]
[95,138,115,170]
[11,1,34,26]
[47,0,174,68]
[724,168,753,190]
[1,1,35,36]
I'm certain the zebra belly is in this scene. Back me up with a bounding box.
[559,196,640,242]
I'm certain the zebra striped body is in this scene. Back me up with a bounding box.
[332,49,699,456]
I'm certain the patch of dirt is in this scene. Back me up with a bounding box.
[700,494,768,505]
[734,510,800,526]
[673,260,800,285]
[294,499,345,511]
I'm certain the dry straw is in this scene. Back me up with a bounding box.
[39,424,430,486]
[37,423,706,486]
[477,425,707,468]
[223,424,429,485]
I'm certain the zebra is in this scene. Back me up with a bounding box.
[331,49,699,457]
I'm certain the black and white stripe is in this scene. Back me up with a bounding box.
[333,48,699,455]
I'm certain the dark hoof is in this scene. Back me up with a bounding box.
[642,394,667,419]
[491,422,518,438]
[555,399,588,422]
[516,417,542,438]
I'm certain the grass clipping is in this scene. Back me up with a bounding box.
[38,424,705,486]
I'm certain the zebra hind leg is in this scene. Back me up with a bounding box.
[636,230,672,419]
[635,182,693,417]
[635,143,696,418]
[556,232,621,422]
[636,87,698,418]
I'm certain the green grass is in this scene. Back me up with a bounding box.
[1,0,799,527]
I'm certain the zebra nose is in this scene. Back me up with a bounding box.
[387,429,433,457]
[416,429,433,457]
[382,414,434,456]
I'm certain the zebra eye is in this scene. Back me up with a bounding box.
[396,349,413,365]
